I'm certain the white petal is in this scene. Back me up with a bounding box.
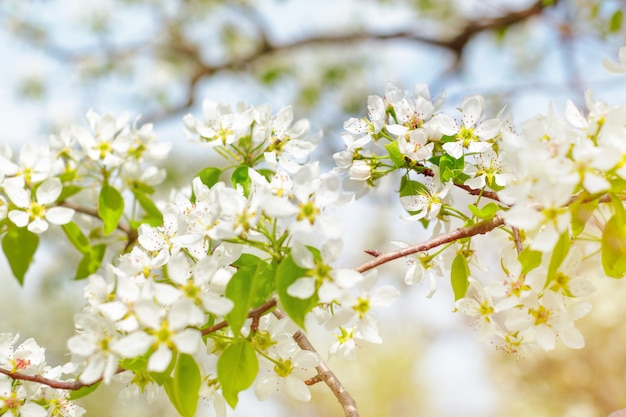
[287,277,315,299]
[8,210,29,227]
[371,286,400,308]
[254,372,278,401]
[148,344,173,372]
[28,218,49,234]
[110,332,152,357]
[4,178,30,208]
[285,375,311,402]
[201,293,234,316]
[45,206,74,225]
[559,325,584,349]
[334,269,362,289]
[535,325,556,351]
[172,329,201,354]
[461,95,484,128]
[36,178,62,205]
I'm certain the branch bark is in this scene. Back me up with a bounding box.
[355,215,505,273]
[274,309,360,417]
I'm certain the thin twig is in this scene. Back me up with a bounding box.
[355,215,505,273]
[202,298,277,336]
[274,309,360,417]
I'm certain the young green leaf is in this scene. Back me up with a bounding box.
[62,222,92,255]
[546,232,570,287]
[75,244,106,280]
[132,189,163,225]
[601,214,626,278]
[518,247,542,275]
[231,166,251,197]
[385,140,405,168]
[69,381,101,400]
[2,226,39,285]
[164,354,201,417]
[468,202,499,220]
[226,258,274,337]
[451,253,470,301]
[276,253,318,329]
[98,184,124,236]
[196,167,222,189]
[217,340,259,409]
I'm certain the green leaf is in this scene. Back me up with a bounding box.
[196,167,222,189]
[75,244,106,280]
[570,200,597,237]
[468,202,499,220]
[62,222,92,255]
[545,232,570,287]
[385,141,405,168]
[217,340,259,409]
[69,381,101,400]
[98,184,124,236]
[276,253,318,329]
[231,166,251,197]
[132,189,163,225]
[399,176,428,198]
[164,354,201,417]
[226,258,274,337]
[451,253,470,301]
[610,9,623,33]
[2,226,39,285]
[439,153,465,183]
[518,247,542,275]
[601,214,626,278]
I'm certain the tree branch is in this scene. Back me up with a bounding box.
[0,367,93,391]
[145,1,553,121]
[355,215,505,273]
[273,309,360,417]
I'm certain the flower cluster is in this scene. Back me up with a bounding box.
[1,46,626,417]
[0,333,85,417]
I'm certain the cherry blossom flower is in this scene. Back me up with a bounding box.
[5,177,74,233]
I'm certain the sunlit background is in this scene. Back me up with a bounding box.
[1,1,626,416]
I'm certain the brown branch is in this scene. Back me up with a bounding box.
[355,215,505,273]
[201,298,277,336]
[144,1,553,121]
[273,309,359,417]
[58,201,138,248]
[0,367,96,391]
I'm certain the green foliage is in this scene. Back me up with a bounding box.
[217,340,259,409]
[385,141,405,168]
[546,232,571,287]
[231,166,251,197]
[518,247,542,275]
[68,381,101,400]
[601,198,626,278]
[163,354,201,417]
[451,252,470,301]
[132,189,163,226]
[439,153,468,183]
[2,226,39,285]
[98,184,124,236]
[468,202,499,220]
[226,254,275,336]
[276,252,319,329]
[609,9,623,33]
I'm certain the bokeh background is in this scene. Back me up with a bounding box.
[1,1,626,416]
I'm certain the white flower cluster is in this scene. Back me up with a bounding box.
[333,80,626,352]
[56,99,401,406]
[0,110,170,234]
[0,333,85,417]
